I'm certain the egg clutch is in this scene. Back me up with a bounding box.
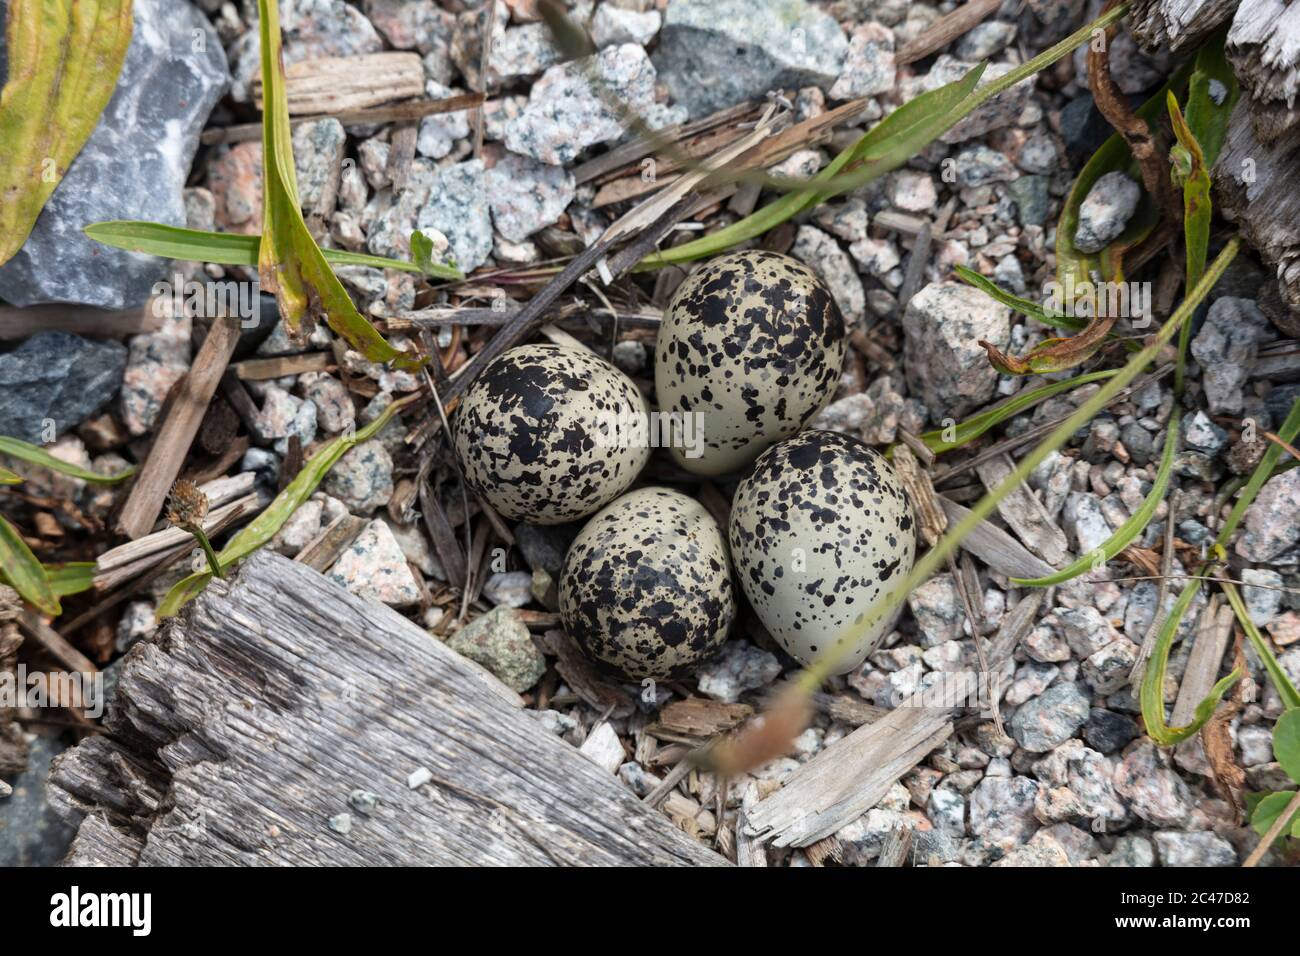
[452,250,918,680]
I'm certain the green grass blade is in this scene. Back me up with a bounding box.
[1012,409,1179,586]
[1221,580,1300,712]
[156,394,417,619]
[0,513,59,615]
[915,368,1119,455]
[793,237,1239,691]
[1142,391,1300,744]
[0,0,133,265]
[0,435,135,484]
[0,467,20,484]
[1184,28,1238,170]
[954,265,1084,331]
[83,221,463,280]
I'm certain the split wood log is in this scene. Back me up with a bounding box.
[1126,0,1237,54]
[47,550,724,866]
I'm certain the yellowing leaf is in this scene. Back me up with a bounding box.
[255,0,422,368]
[0,0,134,265]
[0,435,134,484]
[0,513,59,615]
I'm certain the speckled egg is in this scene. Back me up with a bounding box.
[654,250,846,477]
[560,487,735,680]
[453,344,650,524]
[728,430,916,674]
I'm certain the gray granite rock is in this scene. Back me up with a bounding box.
[1153,830,1238,867]
[506,44,658,165]
[1009,682,1091,752]
[416,159,493,272]
[0,333,126,442]
[792,226,865,325]
[1191,297,1273,415]
[487,153,575,242]
[0,0,229,308]
[326,519,421,606]
[1073,171,1140,254]
[829,22,895,99]
[968,774,1039,844]
[0,732,74,866]
[1236,469,1300,564]
[696,640,781,702]
[592,4,662,47]
[903,282,1011,419]
[653,0,848,117]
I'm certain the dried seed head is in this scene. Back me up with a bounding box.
[166,479,209,528]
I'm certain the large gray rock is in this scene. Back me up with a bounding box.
[903,282,1010,419]
[0,0,229,308]
[0,332,127,442]
[653,0,848,118]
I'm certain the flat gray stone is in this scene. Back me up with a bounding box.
[0,0,229,308]
[0,332,126,442]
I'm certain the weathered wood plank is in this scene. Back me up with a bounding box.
[48,551,724,866]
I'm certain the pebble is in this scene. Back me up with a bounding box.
[968,775,1039,845]
[927,788,965,837]
[1006,174,1050,227]
[903,282,1010,419]
[591,5,662,47]
[1182,410,1228,456]
[506,44,659,165]
[907,574,964,646]
[991,831,1070,866]
[829,22,895,99]
[364,0,453,55]
[1009,682,1091,752]
[1105,834,1156,867]
[1082,638,1138,695]
[407,767,433,789]
[270,498,324,556]
[299,372,355,434]
[416,82,471,159]
[417,159,493,273]
[230,0,382,102]
[326,520,422,606]
[1073,172,1140,254]
[888,170,937,212]
[653,0,848,117]
[492,21,564,80]
[579,722,626,773]
[0,0,229,308]
[955,20,1017,60]
[327,813,353,835]
[120,309,192,436]
[696,641,781,703]
[0,332,127,444]
[1153,831,1238,867]
[486,153,576,242]
[1191,297,1273,415]
[446,606,547,692]
[323,439,394,513]
[1236,469,1300,564]
[1241,568,1284,627]
[954,145,1018,187]
[1016,130,1059,175]
[1082,708,1139,754]
[791,226,865,324]
[348,789,380,816]
[1115,741,1193,827]
[1063,492,1111,554]
[292,118,346,214]
[482,571,534,609]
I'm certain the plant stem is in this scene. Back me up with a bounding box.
[187,524,225,580]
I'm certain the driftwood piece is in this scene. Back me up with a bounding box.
[48,551,722,866]
[938,496,1059,580]
[0,304,161,339]
[1212,104,1300,311]
[743,593,1040,847]
[1227,0,1300,143]
[974,455,1069,566]
[252,52,425,115]
[1126,0,1237,54]
[115,319,241,540]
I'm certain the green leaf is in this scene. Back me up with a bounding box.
[1167,91,1212,395]
[914,368,1119,455]
[1056,75,1184,294]
[0,467,20,485]
[796,236,1240,688]
[1221,580,1300,712]
[0,0,134,265]
[1251,791,1300,840]
[954,265,1085,332]
[44,562,96,598]
[1143,391,1300,745]
[1275,708,1300,783]
[1183,28,1238,170]
[83,221,463,280]
[255,0,424,369]
[0,435,135,484]
[156,394,417,619]
[1013,410,1179,586]
[0,513,59,615]
[635,2,1132,271]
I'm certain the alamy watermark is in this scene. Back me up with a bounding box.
[1042,276,1153,325]
[1,664,104,719]
[151,271,260,327]
[594,409,706,459]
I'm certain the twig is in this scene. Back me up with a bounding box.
[896,0,1003,64]
[114,318,241,539]
[199,93,485,145]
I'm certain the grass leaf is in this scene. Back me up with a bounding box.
[1012,410,1178,586]
[255,0,424,368]
[0,467,20,484]
[2,560,97,598]
[0,435,135,484]
[83,220,463,280]
[1221,580,1300,712]
[1183,28,1238,170]
[0,0,133,265]
[1167,91,1212,396]
[1276,709,1300,782]
[914,368,1119,455]
[156,394,418,619]
[1142,390,1300,745]
[0,513,59,615]
[954,265,1084,332]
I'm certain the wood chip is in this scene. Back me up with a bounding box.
[650,698,754,739]
[937,496,1059,580]
[232,352,332,381]
[974,454,1070,567]
[252,52,425,115]
[0,303,161,339]
[295,513,368,572]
